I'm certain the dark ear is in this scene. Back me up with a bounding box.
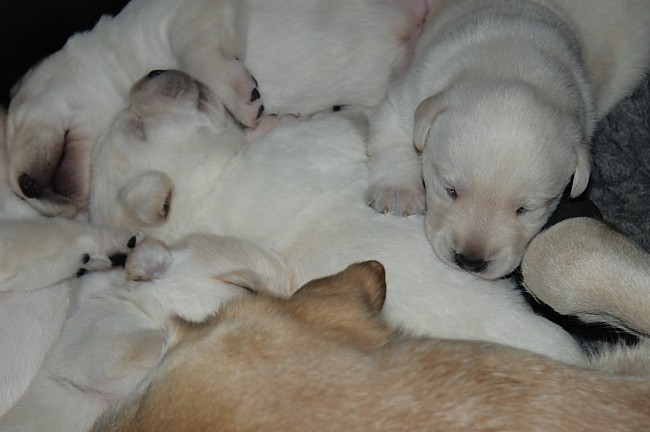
[570,141,591,197]
[413,94,447,151]
[118,171,173,227]
[294,260,387,316]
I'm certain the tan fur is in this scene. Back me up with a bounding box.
[95,242,650,431]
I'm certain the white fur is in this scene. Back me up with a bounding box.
[90,71,586,366]
[365,0,650,280]
[6,0,424,218]
[0,234,296,432]
[0,110,137,416]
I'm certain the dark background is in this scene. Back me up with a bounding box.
[0,0,130,107]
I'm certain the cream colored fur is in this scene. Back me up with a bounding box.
[365,0,650,280]
[6,0,423,219]
[89,70,585,365]
[0,109,137,416]
[93,221,650,431]
[0,233,296,432]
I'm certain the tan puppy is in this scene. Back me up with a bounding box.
[366,0,650,280]
[93,221,650,431]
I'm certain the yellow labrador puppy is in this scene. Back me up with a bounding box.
[6,0,426,219]
[366,0,650,280]
[88,70,586,364]
[93,219,650,431]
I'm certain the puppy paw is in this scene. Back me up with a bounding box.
[125,238,172,282]
[366,183,426,216]
[78,228,142,274]
[228,68,264,128]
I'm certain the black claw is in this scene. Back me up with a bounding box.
[76,268,87,278]
[252,75,258,87]
[18,174,42,199]
[257,105,264,119]
[109,253,128,268]
[250,88,260,102]
[82,254,90,264]
[127,236,137,249]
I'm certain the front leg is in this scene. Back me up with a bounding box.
[0,219,138,292]
[366,97,425,216]
[171,0,263,128]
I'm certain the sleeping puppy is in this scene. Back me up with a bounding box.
[93,223,650,431]
[7,0,428,219]
[6,0,261,218]
[88,69,586,365]
[365,0,650,280]
[0,108,137,416]
[0,233,296,432]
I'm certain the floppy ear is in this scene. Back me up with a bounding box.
[570,141,591,197]
[294,260,387,316]
[413,94,447,151]
[118,171,173,227]
[125,238,173,282]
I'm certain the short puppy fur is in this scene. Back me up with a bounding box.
[94,223,650,431]
[366,0,650,279]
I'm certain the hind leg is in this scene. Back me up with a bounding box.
[522,217,650,335]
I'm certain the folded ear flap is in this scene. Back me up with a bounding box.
[413,94,447,152]
[570,141,591,197]
[294,260,387,316]
[126,238,173,282]
[118,171,173,227]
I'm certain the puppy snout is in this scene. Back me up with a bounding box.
[18,173,43,199]
[454,252,488,274]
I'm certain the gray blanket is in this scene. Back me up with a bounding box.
[589,73,650,251]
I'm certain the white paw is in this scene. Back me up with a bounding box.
[366,182,426,216]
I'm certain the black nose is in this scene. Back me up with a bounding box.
[454,253,487,273]
[146,69,166,79]
[18,173,42,199]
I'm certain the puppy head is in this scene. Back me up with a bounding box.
[415,83,590,279]
[6,49,123,218]
[90,70,243,231]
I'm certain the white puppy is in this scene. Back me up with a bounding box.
[6,0,261,218]
[0,109,137,416]
[365,0,650,280]
[0,233,296,432]
[90,70,586,365]
[6,0,426,219]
